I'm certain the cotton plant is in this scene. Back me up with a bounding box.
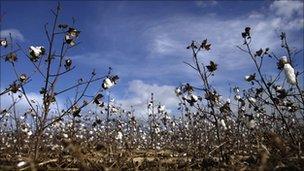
[239,27,304,151]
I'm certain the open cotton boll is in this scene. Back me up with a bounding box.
[63,133,68,138]
[275,85,283,91]
[234,94,241,100]
[110,105,118,113]
[248,97,256,103]
[17,161,27,167]
[65,35,75,46]
[220,119,227,130]
[190,94,198,102]
[158,105,165,113]
[29,46,45,57]
[102,78,114,89]
[155,127,160,134]
[175,87,182,95]
[1,39,8,47]
[283,63,296,85]
[116,131,123,140]
[281,56,288,63]
[248,119,256,129]
[226,98,231,104]
[183,93,199,106]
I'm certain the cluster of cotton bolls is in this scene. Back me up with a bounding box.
[175,84,202,107]
[0,84,302,168]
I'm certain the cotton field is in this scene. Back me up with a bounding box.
[0,2,303,171]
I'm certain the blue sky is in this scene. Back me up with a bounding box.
[1,0,303,114]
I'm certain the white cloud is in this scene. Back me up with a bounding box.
[0,91,64,116]
[0,29,25,41]
[117,80,179,117]
[270,0,303,19]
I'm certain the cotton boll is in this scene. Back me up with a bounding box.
[65,35,73,44]
[275,85,283,91]
[283,63,296,85]
[17,161,27,167]
[191,94,198,102]
[20,116,25,120]
[256,112,261,118]
[1,39,7,47]
[21,127,28,133]
[64,28,79,46]
[233,87,240,93]
[234,95,241,100]
[281,56,288,63]
[183,93,199,106]
[102,78,114,89]
[248,119,256,129]
[110,105,118,113]
[158,105,165,113]
[29,46,44,57]
[220,119,227,130]
[155,127,160,134]
[63,133,68,138]
[248,97,256,103]
[245,74,255,82]
[116,131,123,140]
[226,98,231,104]
[175,87,182,95]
